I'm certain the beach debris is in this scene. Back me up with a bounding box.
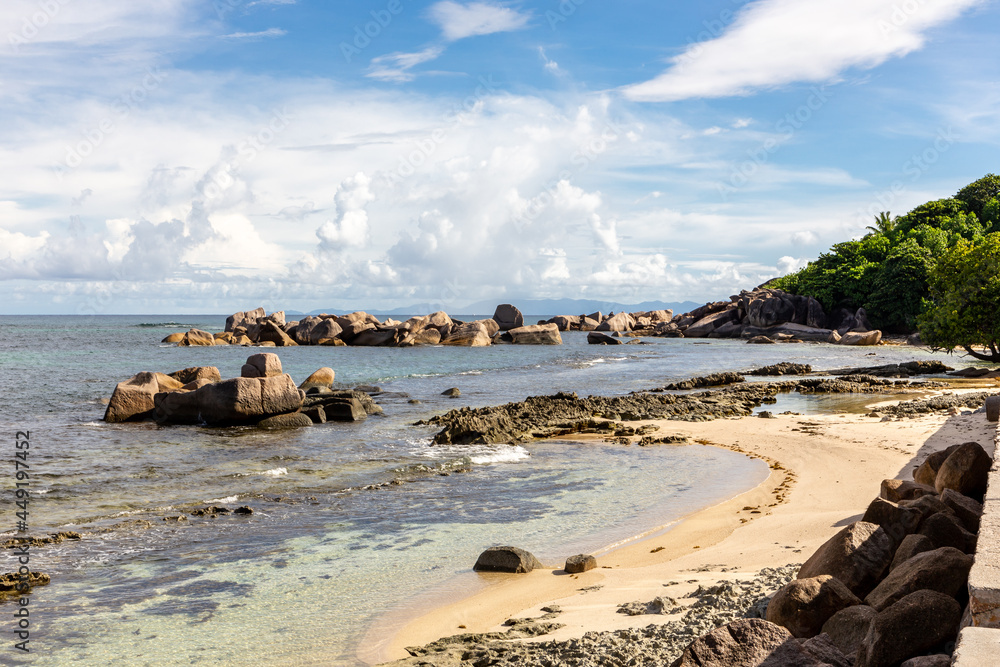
[473,546,543,574]
[616,595,679,616]
[564,554,596,574]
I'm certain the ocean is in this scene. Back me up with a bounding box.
[0,315,976,665]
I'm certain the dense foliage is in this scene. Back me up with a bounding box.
[917,234,1000,362]
[771,174,1000,338]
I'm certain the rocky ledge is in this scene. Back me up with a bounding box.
[420,372,951,445]
[103,353,380,427]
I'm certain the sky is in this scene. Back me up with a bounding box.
[0,0,998,315]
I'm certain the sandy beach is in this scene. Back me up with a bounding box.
[364,397,998,665]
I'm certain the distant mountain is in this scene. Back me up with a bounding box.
[456,298,703,318]
[304,298,702,319]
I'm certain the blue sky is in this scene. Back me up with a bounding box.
[0,0,997,314]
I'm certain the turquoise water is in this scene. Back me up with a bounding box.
[0,316,976,665]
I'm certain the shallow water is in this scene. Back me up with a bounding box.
[0,315,979,665]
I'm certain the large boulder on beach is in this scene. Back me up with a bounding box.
[400,328,442,346]
[934,441,991,500]
[153,388,203,424]
[742,323,834,341]
[167,366,221,385]
[162,332,185,343]
[177,328,216,346]
[913,444,962,486]
[473,546,543,573]
[338,320,377,343]
[299,368,335,393]
[889,534,936,572]
[508,323,562,345]
[257,412,312,429]
[864,547,972,611]
[822,605,877,658]
[855,590,961,667]
[336,311,379,329]
[193,374,303,426]
[257,321,297,347]
[564,554,596,574]
[474,546,542,573]
[310,318,344,345]
[940,488,983,533]
[242,353,282,378]
[352,327,400,347]
[918,511,977,553]
[861,498,922,548]
[766,575,861,638]
[492,304,524,331]
[670,618,833,667]
[684,308,740,338]
[880,479,936,503]
[587,331,622,345]
[104,372,185,422]
[797,522,893,598]
[294,316,322,345]
[596,312,634,332]
[441,321,493,347]
[838,330,883,346]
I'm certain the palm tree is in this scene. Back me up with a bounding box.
[866,211,895,235]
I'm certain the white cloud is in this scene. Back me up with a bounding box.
[315,173,376,251]
[428,1,531,41]
[777,256,811,274]
[221,28,287,40]
[622,0,983,102]
[791,230,818,246]
[366,46,445,82]
[538,47,562,75]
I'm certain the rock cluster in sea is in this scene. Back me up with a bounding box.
[420,372,949,445]
[162,305,564,348]
[160,289,887,348]
[102,352,381,427]
[548,288,884,346]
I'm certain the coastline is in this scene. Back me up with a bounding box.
[365,400,997,665]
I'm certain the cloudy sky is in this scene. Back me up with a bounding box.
[0,0,997,314]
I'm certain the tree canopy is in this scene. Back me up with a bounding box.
[917,233,1000,362]
[771,174,1000,338]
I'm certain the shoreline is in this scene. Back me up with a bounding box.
[365,393,998,665]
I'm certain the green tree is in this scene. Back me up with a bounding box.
[866,211,896,236]
[865,239,932,332]
[893,198,969,235]
[918,233,1000,362]
[955,173,1000,221]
